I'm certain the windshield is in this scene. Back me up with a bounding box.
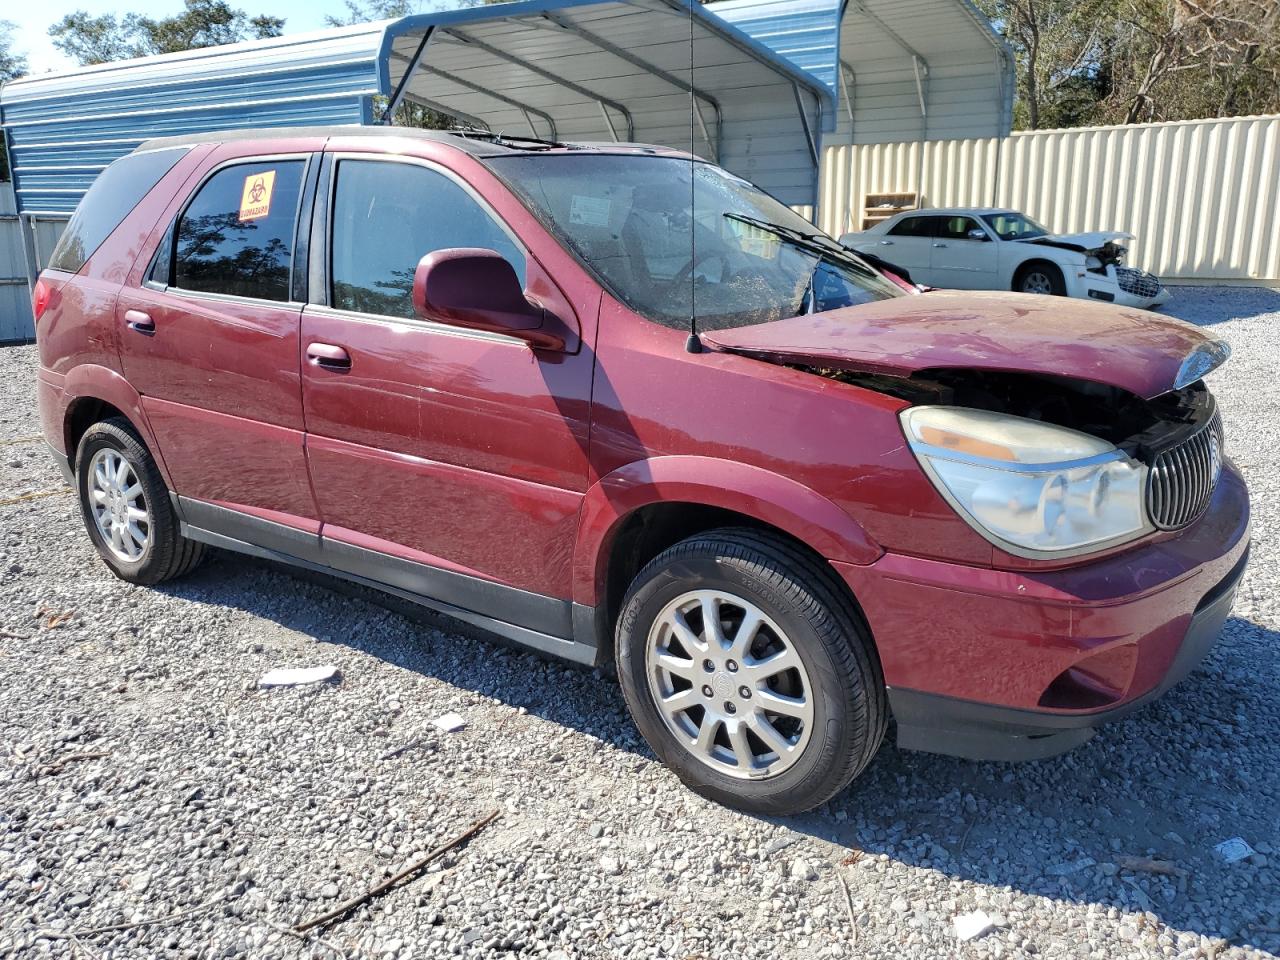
[486,155,903,331]
[982,212,1051,241]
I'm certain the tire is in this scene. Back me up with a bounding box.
[1014,261,1066,296]
[75,417,205,585]
[615,528,886,815]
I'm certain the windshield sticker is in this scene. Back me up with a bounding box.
[239,170,277,222]
[569,194,611,227]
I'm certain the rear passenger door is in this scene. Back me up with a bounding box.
[876,215,941,281]
[116,149,322,542]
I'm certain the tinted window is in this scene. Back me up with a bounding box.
[939,216,986,240]
[172,160,305,301]
[887,216,938,238]
[331,160,525,319]
[47,148,188,274]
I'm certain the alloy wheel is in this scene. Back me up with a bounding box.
[644,589,815,780]
[1022,271,1054,294]
[88,448,150,562]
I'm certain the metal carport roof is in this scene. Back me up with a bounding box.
[0,0,833,220]
[710,0,1014,144]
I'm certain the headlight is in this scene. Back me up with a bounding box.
[901,406,1150,557]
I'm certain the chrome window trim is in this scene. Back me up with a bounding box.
[303,302,528,348]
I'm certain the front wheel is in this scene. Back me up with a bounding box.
[1015,261,1066,296]
[615,529,886,815]
[75,418,205,585]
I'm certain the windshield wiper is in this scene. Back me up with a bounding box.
[723,213,871,269]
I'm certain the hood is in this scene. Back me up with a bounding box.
[701,292,1223,400]
[1020,230,1132,253]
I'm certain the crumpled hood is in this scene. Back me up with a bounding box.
[701,292,1222,399]
[1020,230,1133,252]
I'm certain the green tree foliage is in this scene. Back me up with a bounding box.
[49,0,284,66]
[977,0,1280,129]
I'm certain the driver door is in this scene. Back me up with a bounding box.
[299,153,595,632]
[928,215,999,289]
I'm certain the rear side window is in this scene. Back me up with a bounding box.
[886,216,939,238]
[47,148,188,274]
[171,160,305,302]
[330,159,525,319]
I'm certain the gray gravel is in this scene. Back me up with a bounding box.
[2,284,1279,959]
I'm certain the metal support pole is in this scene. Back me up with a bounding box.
[441,29,634,140]
[382,27,435,124]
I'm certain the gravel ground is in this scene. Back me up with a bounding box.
[1,284,1278,960]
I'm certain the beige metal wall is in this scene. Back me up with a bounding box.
[817,113,1280,282]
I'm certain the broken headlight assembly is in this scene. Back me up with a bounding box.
[901,406,1151,557]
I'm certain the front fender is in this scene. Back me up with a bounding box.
[572,456,883,605]
[56,364,174,488]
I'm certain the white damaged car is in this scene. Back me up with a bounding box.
[839,208,1170,308]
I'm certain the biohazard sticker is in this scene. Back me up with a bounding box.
[239,170,276,222]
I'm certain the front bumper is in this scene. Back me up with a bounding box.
[1068,264,1169,308]
[836,464,1250,761]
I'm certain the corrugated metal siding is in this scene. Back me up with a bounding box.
[709,0,841,92]
[1,24,385,216]
[711,0,1013,144]
[0,180,33,342]
[819,113,1280,281]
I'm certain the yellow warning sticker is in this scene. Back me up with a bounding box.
[238,170,276,222]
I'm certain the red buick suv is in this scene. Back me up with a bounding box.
[34,128,1250,814]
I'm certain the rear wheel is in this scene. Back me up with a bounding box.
[75,418,205,584]
[615,528,886,815]
[1015,261,1066,296]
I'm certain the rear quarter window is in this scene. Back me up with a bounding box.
[47,148,189,274]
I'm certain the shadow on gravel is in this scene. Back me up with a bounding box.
[158,554,1279,954]
[1162,286,1280,326]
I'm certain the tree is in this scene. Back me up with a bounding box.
[50,0,284,66]
[1103,0,1280,123]
[975,0,1111,129]
[980,0,1280,129]
[1,20,27,180]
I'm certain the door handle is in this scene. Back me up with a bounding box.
[124,309,155,334]
[932,242,948,248]
[306,343,351,370]
[878,239,894,245]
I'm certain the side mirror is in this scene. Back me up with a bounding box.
[413,248,563,349]
[967,228,989,241]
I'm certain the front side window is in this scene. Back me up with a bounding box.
[48,147,189,274]
[486,154,901,332]
[171,160,305,302]
[982,212,1050,241]
[330,159,526,320]
[939,216,987,240]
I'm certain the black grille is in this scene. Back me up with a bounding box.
[1117,266,1161,298]
[1147,413,1224,530]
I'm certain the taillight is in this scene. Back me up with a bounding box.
[33,278,51,321]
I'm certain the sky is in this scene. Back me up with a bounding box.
[6,0,435,74]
